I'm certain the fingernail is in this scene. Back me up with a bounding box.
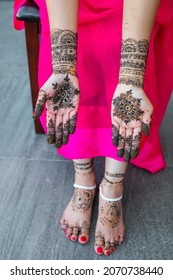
[112,137,118,146]
[63,136,68,144]
[55,141,62,148]
[131,149,139,159]
[96,247,103,254]
[70,127,76,134]
[47,135,55,144]
[142,122,150,136]
[118,149,124,158]
[124,151,131,162]
[32,112,37,119]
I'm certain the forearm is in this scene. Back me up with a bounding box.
[45,0,79,75]
[119,0,160,88]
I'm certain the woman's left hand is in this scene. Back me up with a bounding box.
[111,84,153,161]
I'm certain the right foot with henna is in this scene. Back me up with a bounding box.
[94,177,125,256]
[60,159,96,244]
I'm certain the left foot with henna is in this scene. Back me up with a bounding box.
[94,177,125,256]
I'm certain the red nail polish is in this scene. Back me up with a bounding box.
[110,247,115,253]
[66,234,71,239]
[106,251,110,256]
[96,247,103,254]
[63,230,67,233]
[80,236,87,242]
[71,236,76,241]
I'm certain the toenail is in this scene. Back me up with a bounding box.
[110,247,115,253]
[96,247,103,254]
[63,229,67,233]
[105,251,110,256]
[79,236,87,242]
[66,234,71,239]
[71,236,77,241]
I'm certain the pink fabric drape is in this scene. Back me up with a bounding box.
[13,0,173,173]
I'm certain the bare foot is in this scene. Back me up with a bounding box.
[60,160,96,244]
[94,178,125,255]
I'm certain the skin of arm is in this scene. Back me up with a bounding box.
[33,0,80,148]
[111,0,160,162]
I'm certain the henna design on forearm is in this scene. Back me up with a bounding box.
[47,118,55,144]
[119,38,149,88]
[113,90,144,124]
[72,188,95,214]
[51,75,79,112]
[100,201,121,228]
[51,29,77,75]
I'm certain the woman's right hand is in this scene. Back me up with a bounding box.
[32,73,80,148]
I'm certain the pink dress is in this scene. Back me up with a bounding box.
[13,0,173,173]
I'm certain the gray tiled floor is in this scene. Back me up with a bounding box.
[0,1,173,260]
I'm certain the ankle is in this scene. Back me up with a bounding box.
[75,170,96,187]
[101,178,123,199]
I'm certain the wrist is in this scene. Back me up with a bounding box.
[51,28,78,76]
[118,38,149,88]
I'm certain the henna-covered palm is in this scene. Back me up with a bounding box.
[32,73,80,148]
[111,84,153,161]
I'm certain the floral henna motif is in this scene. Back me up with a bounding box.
[71,189,95,214]
[52,75,79,111]
[47,118,55,144]
[51,29,77,75]
[99,201,121,228]
[113,90,144,125]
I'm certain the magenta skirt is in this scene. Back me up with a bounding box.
[14,0,173,173]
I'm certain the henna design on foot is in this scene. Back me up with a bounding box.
[99,201,121,228]
[105,171,125,178]
[71,188,95,214]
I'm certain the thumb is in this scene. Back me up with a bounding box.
[32,89,47,119]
